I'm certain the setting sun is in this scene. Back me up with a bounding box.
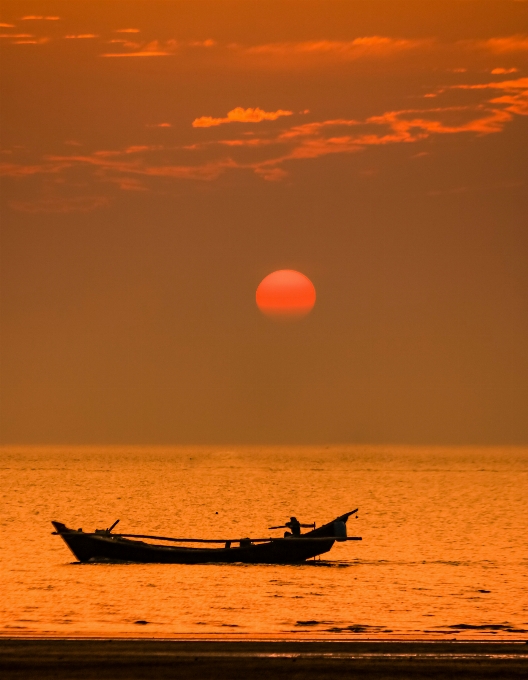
[256,270,316,319]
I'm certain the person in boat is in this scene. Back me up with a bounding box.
[285,516,313,537]
[268,517,316,536]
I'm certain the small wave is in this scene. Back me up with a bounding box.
[429,623,528,634]
[295,620,330,627]
[324,624,387,633]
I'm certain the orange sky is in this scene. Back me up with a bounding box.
[1,1,527,444]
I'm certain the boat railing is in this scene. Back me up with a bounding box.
[52,529,362,544]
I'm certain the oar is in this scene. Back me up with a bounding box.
[268,522,316,530]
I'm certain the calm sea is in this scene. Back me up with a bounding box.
[1,446,527,639]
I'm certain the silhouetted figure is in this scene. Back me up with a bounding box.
[286,517,301,536]
[269,517,315,536]
[285,516,315,537]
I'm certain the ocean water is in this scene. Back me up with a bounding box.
[0,445,527,639]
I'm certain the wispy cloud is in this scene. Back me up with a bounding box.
[244,36,426,59]
[96,34,430,63]
[480,35,528,53]
[20,16,60,21]
[491,67,519,74]
[193,107,293,128]
[451,76,528,91]
[0,160,70,177]
[65,34,98,40]
[101,39,177,57]
[11,38,49,45]
[100,37,218,57]
[0,31,51,45]
[45,152,237,182]
[449,76,528,115]
[190,39,216,48]
[107,39,141,48]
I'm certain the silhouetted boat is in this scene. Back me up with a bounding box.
[52,510,361,564]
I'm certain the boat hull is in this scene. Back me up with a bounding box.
[52,513,356,564]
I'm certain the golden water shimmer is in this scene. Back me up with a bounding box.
[1,446,526,639]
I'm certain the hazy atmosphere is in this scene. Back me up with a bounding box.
[1,0,527,444]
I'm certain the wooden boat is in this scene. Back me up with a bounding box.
[52,510,361,564]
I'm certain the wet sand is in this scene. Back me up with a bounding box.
[1,640,527,679]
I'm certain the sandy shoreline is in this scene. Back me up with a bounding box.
[1,639,527,679]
